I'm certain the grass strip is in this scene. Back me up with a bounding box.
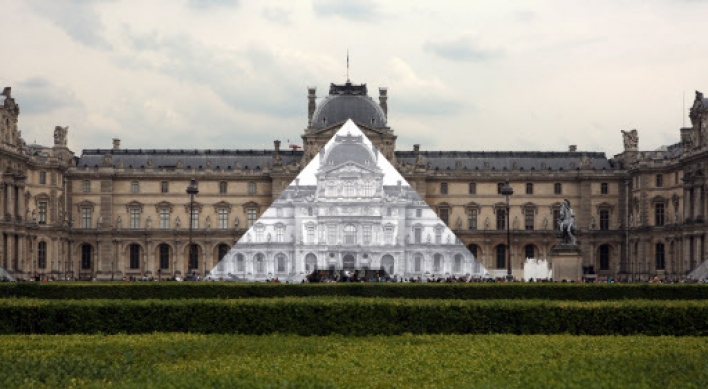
[0,333,707,389]
[3,282,708,301]
[2,297,708,335]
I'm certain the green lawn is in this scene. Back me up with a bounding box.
[1,334,707,388]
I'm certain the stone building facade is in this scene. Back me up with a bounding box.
[1,81,707,281]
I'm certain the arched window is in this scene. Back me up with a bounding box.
[656,242,666,270]
[454,254,463,273]
[414,254,422,272]
[159,244,170,269]
[81,244,92,270]
[254,253,264,273]
[217,244,230,262]
[277,254,286,272]
[236,253,245,272]
[381,255,394,275]
[344,224,357,244]
[305,253,317,272]
[496,245,506,269]
[467,244,479,259]
[129,244,141,269]
[599,244,610,271]
[433,254,442,272]
[524,244,535,259]
[37,241,47,269]
[189,244,199,270]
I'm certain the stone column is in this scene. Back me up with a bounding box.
[0,183,5,220]
[6,184,14,220]
[16,234,25,274]
[16,184,25,222]
[695,186,703,221]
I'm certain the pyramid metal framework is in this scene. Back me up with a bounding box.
[208,120,489,281]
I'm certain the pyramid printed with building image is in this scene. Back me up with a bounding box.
[207,120,489,281]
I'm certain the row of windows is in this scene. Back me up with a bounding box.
[77,208,258,229]
[80,180,258,194]
[461,208,613,231]
[441,182,611,195]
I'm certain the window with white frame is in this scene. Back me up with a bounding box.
[131,181,139,194]
[39,171,46,185]
[159,208,170,229]
[307,225,315,243]
[344,224,356,244]
[81,207,92,229]
[277,254,286,272]
[248,181,256,194]
[247,208,257,228]
[467,208,477,230]
[344,181,355,197]
[130,208,141,229]
[38,201,47,224]
[218,209,228,229]
[255,224,264,242]
[191,209,199,229]
[82,180,91,193]
[363,181,373,197]
[363,225,372,245]
[219,181,227,194]
[161,181,169,193]
[276,225,284,242]
[414,226,422,244]
[384,226,394,245]
[328,225,337,244]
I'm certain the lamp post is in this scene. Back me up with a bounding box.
[186,178,199,279]
[500,180,514,282]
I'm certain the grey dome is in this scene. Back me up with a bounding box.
[325,141,375,167]
[311,94,387,129]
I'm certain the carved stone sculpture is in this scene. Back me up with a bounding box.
[558,199,577,245]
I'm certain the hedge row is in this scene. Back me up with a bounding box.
[2,282,708,300]
[2,298,708,335]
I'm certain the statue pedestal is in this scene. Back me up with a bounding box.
[550,245,582,282]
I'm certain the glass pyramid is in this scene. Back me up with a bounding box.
[207,120,489,282]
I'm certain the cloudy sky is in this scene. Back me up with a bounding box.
[3,0,708,157]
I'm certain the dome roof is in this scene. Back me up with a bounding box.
[311,82,387,129]
[326,142,376,167]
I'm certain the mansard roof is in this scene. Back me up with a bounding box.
[77,149,303,169]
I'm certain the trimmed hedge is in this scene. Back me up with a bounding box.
[2,297,708,335]
[2,282,708,300]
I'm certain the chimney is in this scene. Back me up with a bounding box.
[569,145,577,152]
[274,140,281,154]
[413,144,420,152]
[307,87,317,126]
[113,138,121,150]
[379,87,388,118]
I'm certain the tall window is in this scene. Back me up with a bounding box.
[218,244,230,262]
[129,244,141,269]
[440,183,448,195]
[344,181,355,197]
[601,182,608,195]
[255,225,265,242]
[600,210,609,230]
[306,226,315,243]
[416,209,422,217]
[247,208,257,228]
[39,171,46,185]
[81,207,92,229]
[131,181,139,194]
[469,183,476,195]
[191,209,199,229]
[468,208,477,230]
[554,183,562,195]
[38,201,47,224]
[277,254,286,272]
[363,225,372,245]
[254,253,264,273]
[656,174,663,188]
[37,241,47,269]
[385,226,394,245]
[363,181,373,196]
[159,244,170,269]
[599,245,610,271]
[496,245,506,269]
[160,209,170,229]
[655,203,665,227]
[655,242,665,270]
[526,183,533,195]
[219,181,227,195]
[83,180,91,193]
[344,225,356,244]
[414,226,422,244]
[496,209,506,231]
[161,181,169,193]
[414,254,422,272]
[237,254,245,272]
[130,208,141,229]
[248,182,257,194]
[328,225,337,244]
[189,244,199,270]
[81,244,92,270]
[276,225,284,242]
[433,254,442,272]
[218,209,228,229]
[439,208,449,226]
[525,208,534,230]
[434,226,443,244]
[454,254,462,273]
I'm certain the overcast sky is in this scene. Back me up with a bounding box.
[3,0,708,158]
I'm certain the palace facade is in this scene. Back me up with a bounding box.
[1,82,707,281]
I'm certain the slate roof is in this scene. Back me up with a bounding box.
[311,95,387,129]
[76,149,303,170]
[396,151,616,171]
